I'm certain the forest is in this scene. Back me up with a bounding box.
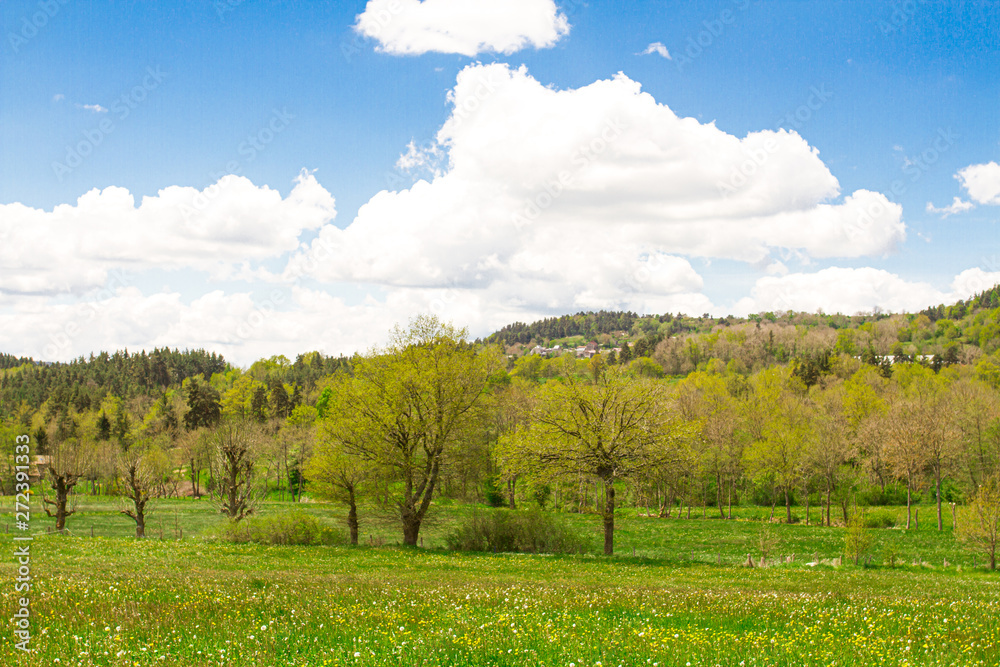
[2,287,1000,564]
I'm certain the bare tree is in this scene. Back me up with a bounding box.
[209,420,267,522]
[117,444,158,538]
[42,430,87,533]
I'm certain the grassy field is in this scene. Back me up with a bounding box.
[1,497,998,666]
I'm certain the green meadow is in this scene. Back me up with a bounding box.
[1,498,998,666]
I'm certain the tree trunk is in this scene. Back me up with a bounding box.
[190,458,200,498]
[936,465,943,532]
[402,509,420,546]
[347,487,359,546]
[727,482,733,520]
[717,473,725,519]
[826,483,832,527]
[45,472,78,533]
[906,483,912,530]
[133,505,146,539]
[785,488,792,523]
[508,476,517,510]
[603,478,615,556]
[805,487,810,526]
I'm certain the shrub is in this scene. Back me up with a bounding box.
[212,510,345,546]
[857,482,908,506]
[446,508,589,554]
[863,508,897,529]
[482,478,507,508]
[845,510,875,566]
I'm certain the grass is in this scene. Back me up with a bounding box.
[0,497,998,665]
[0,495,977,567]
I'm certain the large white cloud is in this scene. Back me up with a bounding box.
[957,162,1000,205]
[289,64,905,309]
[354,0,569,56]
[0,170,335,295]
[734,267,1000,316]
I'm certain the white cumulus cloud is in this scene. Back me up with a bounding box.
[288,63,905,312]
[0,170,335,295]
[734,266,1000,316]
[956,162,1000,205]
[354,0,570,56]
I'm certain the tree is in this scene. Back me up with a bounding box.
[490,379,537,509]
[321,316,503,546]
[183,377,221,430]
[42,428,86,532]
[306,415,373,545]
[844,509,874,566]
[884,395,931,531]
[117,441,159,538]
[499,366,694,555]
[812,386,859,527]
[209,420,267,522]
[177,428,212,498]
[897,369,958,531]
[952,378,1000,489]
[961,474,1000,570]
[741,368,808,523]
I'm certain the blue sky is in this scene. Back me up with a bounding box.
[1,0,999,364]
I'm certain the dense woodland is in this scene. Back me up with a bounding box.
[3,288,1000,557]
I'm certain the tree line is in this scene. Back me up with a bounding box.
[3,291,1000,566]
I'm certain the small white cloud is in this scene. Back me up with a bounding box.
[764,261,789,277]
[354,0,569,56]
[52,94,65,103]
[639,42,671,60]
[395,140,444,175]
[926,196,974,218]
[956,161,1000,205]
[77,103,108,113]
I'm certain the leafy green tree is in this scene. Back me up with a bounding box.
[305,417,372,545]
[318,316,503,546]
[961,474,1000,570]
[499,366,694,555]
[844,509,874,566]
[183,377,221,430]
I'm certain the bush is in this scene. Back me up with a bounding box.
[446,508,589,554]
[482,478,507,508]
[863,508,897,529]
[212,510,345,546]
[845,510,875,566]
[858,482,909,506]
